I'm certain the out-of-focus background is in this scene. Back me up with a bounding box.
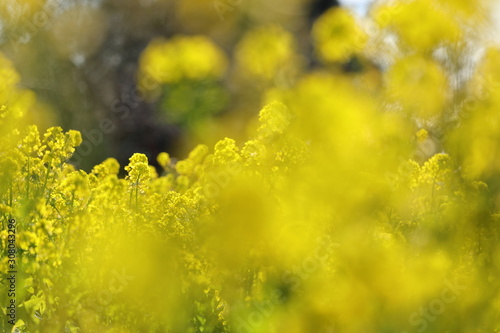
[3,0,500,173]
[1,0,378,172]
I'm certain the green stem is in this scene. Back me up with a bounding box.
[8,182,13,222]
[430,171,439,215]
[135,174,141,209]
[50,201,66,223]
[26,157,30,199]
[40,166,51,199]
[129,184,134,208]
[70,190,76,214]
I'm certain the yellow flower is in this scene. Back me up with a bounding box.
[386,55,448,119]
[157,152,171,170]
[40,127,82,167]
[242,139,267,166]
[137,36,227,98]
[0,203,12,214]
[313,7,367,63]
[92,157,120,179]
[125,153,151,184]
[416,129,429,143]
[373,0,461,52]
[257,101,291,140]
[235,25,300,82]
[176,160,195,176]
[435,0,489,21]
[214,137,240,165]
[59,170,91,199]
[21,125,41,156]
[188,144,209,165]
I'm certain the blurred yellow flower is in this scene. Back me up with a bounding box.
[138,36,227,99]
[373,0,462,52]
[235,25,300,82]
[386,55,448,119]
[313,7,367,63]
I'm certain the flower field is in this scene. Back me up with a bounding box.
[1,0,500,332]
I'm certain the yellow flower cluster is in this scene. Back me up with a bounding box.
[138,36,228,95]
[235,25,301,83]
[2,1,500,332]
[137,35,229,127]
[373,0,462,52]
[0,101,490,332]
[386,55,449,119]
[312,7,367,63]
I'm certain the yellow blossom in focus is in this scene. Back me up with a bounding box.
[125,153,151,184]
[92,157,120,179]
